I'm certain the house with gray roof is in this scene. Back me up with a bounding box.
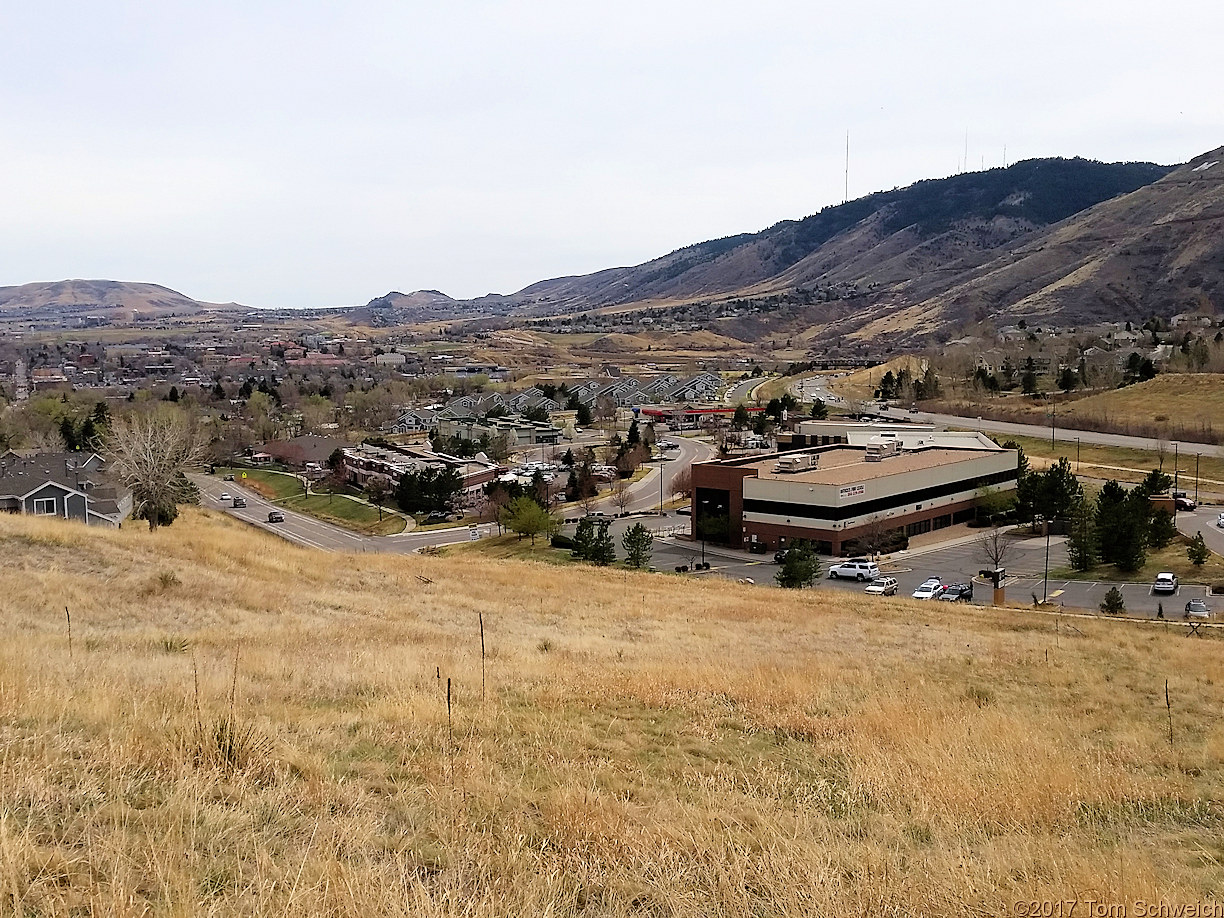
[0,451,132,527]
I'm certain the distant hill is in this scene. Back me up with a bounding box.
[348,289,463,326]
[484,157,1173,323]
[847,147,1224,339]
[0,279,240,322]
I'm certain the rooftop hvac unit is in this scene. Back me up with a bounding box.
[773,453,818,473]
[864,438,901,462]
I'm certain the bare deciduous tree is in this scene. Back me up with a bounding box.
[611,478,633,515]
[670,465,693,501]
[104,408,208,531]
[977,526,1018,573]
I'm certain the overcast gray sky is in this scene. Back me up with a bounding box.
[1,1,1219,308]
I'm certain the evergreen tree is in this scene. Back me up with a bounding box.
[878,371,897,400]
[920,365,941,399]
[626,418,641,447]
[810,398,828,419]
[575,402,593,427]
[1066,495,1097,572]
[1148,509,1176,550]
[1188,531,1209,566]
[60,417,78,450]
[1021,357,1039,396]
[571,517,596,561]
[622,523,654,569]
[589,520,616,566]
[1100,586,1125,615]
[775,541,820,589]
[1114,489,1152,572]
[731,405,750,430]
[1057,367,1078,392]
[1094,480,1128,565]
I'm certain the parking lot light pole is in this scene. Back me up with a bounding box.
[1042,522,1051,603]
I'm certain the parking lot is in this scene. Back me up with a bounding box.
[606,517,1215,619]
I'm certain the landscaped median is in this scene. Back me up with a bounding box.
[213,466,407,536]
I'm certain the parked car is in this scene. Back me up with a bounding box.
[1153,572,1179,594]
[267,510,285,523]
[938,582,974,602]
[1185,599,1211,619]
[1174,496,1197,511]
[218,492,232,502]
[864,577,899,596]
[828,558,881,581]
[232,497,247,508]
[774,549,790,564]
[911,578,946,600]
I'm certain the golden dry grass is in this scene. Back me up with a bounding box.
[2,508,1224,915]
[829,356,924,401]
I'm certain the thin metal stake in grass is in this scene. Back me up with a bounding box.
[65,606,72,662]
[446,677,454,788]
[1166,679,1174,747]
[479,611,486,702]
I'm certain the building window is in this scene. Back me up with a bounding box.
[32,498,57,515]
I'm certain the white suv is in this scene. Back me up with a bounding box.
[1153,572,1178,594]
[828,558,881,582]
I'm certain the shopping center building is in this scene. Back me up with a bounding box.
[690,426,1019,555]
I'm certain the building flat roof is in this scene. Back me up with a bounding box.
[745,446,1006,486]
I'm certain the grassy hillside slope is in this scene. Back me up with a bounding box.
[2,510,1223,915]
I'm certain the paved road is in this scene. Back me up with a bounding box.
[611,433,715,515]
[725,377,768,404]
[1177,505,1224,560]
[193,473,493,554]
[873,404,1224,458]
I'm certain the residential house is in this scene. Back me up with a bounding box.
[0,451,132,527]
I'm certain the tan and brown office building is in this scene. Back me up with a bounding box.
[690,430,1018,555]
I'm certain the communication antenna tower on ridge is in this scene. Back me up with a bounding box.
[844,130,849,203]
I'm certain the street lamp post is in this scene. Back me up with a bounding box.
[1042,522,1051,603]
[658,452,666,516]
[1075,437,1081,472]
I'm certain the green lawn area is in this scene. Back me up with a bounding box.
[214,466,305,500]
[282,493,406,536]
[1050,535,1224,586]
[439,532,571,562]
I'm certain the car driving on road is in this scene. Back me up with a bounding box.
[267,510,285,523]
[219,492,232,502]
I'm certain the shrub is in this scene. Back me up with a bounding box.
[1100,586,1125,615]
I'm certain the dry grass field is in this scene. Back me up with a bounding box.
[934,374,1224,444]
[3,509,1224,915]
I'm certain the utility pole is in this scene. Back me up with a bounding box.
[1195,453,1201,504]
[844,130,849,204]
[1043,524,1051,603]
[1050,402,1056,448]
